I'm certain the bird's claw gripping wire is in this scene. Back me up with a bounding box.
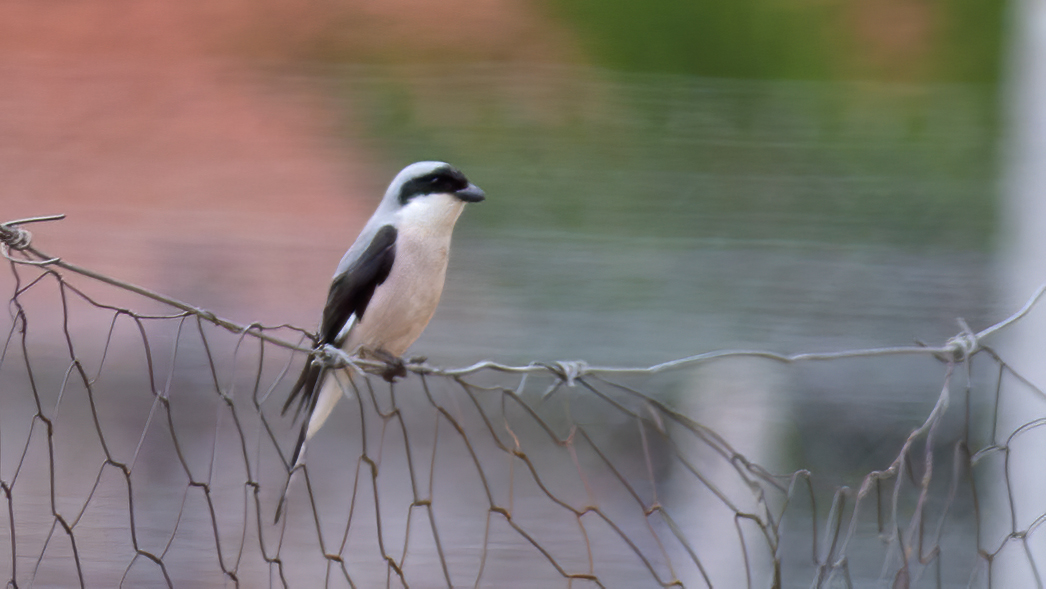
[313,345,409,382]
[369,348,408,382]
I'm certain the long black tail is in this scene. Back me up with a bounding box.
[274,419,310,524]
[282,356,323,420]
[275,357,322,524]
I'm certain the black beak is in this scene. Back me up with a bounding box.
[454,183,486,203]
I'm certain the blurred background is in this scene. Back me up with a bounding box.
[3,0,1042,586]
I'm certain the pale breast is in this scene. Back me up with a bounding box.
[343,232,452,357]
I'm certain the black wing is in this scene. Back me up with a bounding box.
[281,224,397,420]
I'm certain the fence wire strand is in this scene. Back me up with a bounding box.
[2,216,1044,588]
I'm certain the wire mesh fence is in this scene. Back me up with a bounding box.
[1,215,1043,588]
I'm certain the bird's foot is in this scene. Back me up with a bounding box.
[381,358,407,383]
[370,348,408,382]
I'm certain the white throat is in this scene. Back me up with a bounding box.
[396,193,467,238]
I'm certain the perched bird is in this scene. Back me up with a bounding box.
[276,162,484,519]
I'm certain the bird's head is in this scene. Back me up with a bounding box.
[387,161,485,206]
[381,161,485,232]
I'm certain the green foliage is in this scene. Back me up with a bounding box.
[937,0,1007,84]
[336,67,997,250]
[543,0,838,79]
[307,1,1007,252]
[542,0,1006,83]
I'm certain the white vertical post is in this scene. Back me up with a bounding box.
[671,358,784,587]
[994,0,1046,585]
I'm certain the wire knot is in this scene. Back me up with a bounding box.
[0,225,32,251]
[550,360,588,387]
[0,215,65,265]
[943,318,979,362]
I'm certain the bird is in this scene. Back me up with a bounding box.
[275,161,484,521]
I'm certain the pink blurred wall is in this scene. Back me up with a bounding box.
[0,0,574,326]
